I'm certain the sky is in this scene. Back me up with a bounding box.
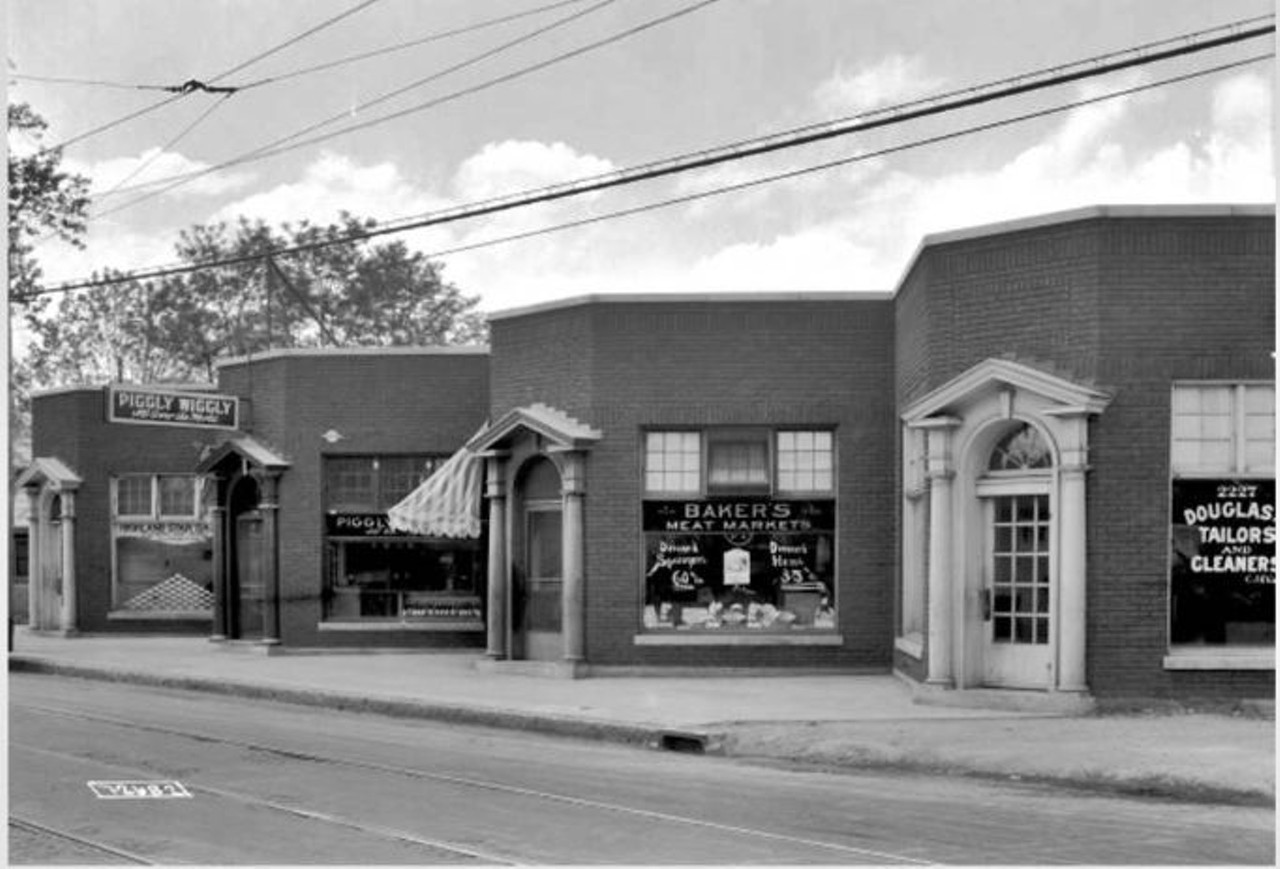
[7,0,1276,322]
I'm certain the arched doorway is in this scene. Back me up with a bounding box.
[228,475,264,640]
[35,493,64,630]
[973,422,1055,688]
[511,457,563,661]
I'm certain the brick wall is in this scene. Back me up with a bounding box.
[217,351,489,647]
[894,212,1275,701]
[1087,215,1275,699]
[29,387,223,633]
[492,297,898,669]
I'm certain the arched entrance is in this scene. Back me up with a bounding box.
[902,359,1111,695]
[511,457,563,661]
[228,475,264,640]
[16,458,83,634]
[35,493,64,630]
[971,422,1056,688]
[196,435,290,646]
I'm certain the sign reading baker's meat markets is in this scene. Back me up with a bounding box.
[107,385,239,430]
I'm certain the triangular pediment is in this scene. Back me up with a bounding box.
[15,457,82,492]
[902,358,1111,424]
[196,434,291,475]
[468,403,601,453]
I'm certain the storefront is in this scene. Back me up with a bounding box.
[18,205,1273,704]
[16,385,229,635]
[204,347,491,648]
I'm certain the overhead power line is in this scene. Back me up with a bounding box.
[22,43,1272,300]
[417,53,1273,263]
[41,0,385,152]
[90,0,713,216]
[91,10,1269,220]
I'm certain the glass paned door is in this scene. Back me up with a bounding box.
[984,494,1053,687]
[518,506,563,661]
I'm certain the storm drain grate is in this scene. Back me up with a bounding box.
[657,732,707,754]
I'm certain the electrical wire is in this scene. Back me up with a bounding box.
[82,15,1277,255]
[9,73,176,91]
[88,0,675,216]
[233,0,600,90]
[414,52,1274,263]
[41,0,385,152]
[90,9,1266,218]
[21,50,1271,301]
[92,93,237,203]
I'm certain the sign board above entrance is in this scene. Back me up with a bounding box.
[107,385,239,430]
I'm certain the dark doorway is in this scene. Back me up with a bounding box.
[228,476,264,640]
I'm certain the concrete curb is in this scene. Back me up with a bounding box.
[9,656,720,753]
[11,656,1268,806]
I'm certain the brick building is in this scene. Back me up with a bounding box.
[15,204,1274,703]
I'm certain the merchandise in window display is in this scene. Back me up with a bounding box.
[642,499,836,631]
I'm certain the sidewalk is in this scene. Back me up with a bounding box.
[8,630,1274,806]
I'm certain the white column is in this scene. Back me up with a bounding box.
[1057,464,1088,691]
[915,417,961,687]
[58,491,77,634]
[1051,409,1093,693]
[484,457,508,659]
[25,489,41,629]
[560,452,586,664]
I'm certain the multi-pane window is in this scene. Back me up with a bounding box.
[644,429,835,496]
[642,427,838,633]
[111,474,211,614]
[1169,382,1275,649]
[116,475,154,517]
[324,456,444,513]
[1172,383,1275,474]
[645,431,700,494]
[158,475,198,517]
[778,431,834,492]
[990,494,1052,645]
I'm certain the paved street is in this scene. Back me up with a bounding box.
[9,673,1275,865]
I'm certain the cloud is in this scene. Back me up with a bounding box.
[71,149,254,197]
[209,152,450,228]
[813,55,945,117]
[451,140,615,201]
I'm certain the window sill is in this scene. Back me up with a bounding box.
[634,632,843,646]
[318,620,484,632]
[108,610,211,621]
[1163,647,1275,670]
[895,634,924,659]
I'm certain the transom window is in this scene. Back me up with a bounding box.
[988,424,1052,472]
[324,455,446,513]
[1172,383,1275,475]
[645,432,700,494]
[114,474,201,520]
[644,428,835,496]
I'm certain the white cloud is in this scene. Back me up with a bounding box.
[71,149,254,197]
[451,140,615,201]
[813,55,945,117]
[209,151,450,228]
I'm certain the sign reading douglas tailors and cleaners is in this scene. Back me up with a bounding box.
[1171,479,1276,645]
[107,385,239,430]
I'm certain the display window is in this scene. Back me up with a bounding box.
[641,429,837,632]
[1169,384,1275,648]
[110,474,213,614]
[322,455,483,624]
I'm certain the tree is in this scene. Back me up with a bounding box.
[8,101,92,469]
[8,102,92,301]
[23,213,488,386]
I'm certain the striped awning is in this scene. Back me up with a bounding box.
[386,432,485,539]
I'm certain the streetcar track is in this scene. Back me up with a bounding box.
[9,815,158,865]
[14,699,935,865]
[11,741,519,865]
